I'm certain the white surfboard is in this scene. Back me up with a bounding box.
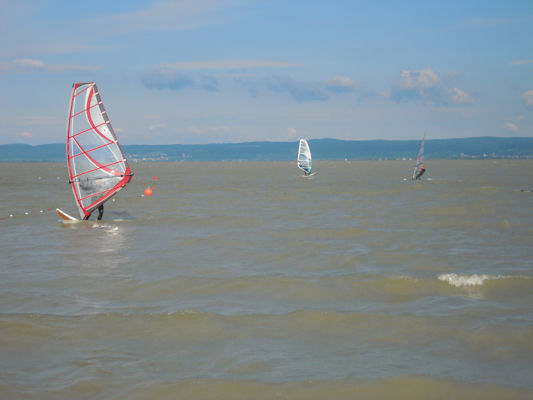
[56,208,79,221]
[301,172,317,178]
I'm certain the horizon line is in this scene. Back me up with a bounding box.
[2,136,532,147]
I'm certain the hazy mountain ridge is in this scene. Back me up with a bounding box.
[2,137,533,162]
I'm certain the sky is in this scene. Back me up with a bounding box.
[0,0,532,145]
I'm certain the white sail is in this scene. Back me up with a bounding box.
[66,82,133,219]
[297,139,312,175]
[412,132,426,180]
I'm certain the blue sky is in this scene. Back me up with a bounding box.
[1,0,532,144]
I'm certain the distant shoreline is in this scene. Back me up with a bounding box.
[2,137,533,162]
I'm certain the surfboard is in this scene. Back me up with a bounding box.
[56,208,79,221]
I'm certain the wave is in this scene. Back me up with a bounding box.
[437,273,531,288]
[110,274,442,310]
[3,308,533,398]
[438,273,497,287]
[118,376,531,400]
[279,226,372,240]
[7,272,532,318]
[4,309,533,355]
[2,375,531,400]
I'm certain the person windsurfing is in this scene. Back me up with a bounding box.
[415,164,426,180]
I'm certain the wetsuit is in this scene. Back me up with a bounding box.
[97,204,104,220]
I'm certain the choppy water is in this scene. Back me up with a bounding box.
[1,160,533,399]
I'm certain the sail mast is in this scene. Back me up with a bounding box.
[412,132,426,180]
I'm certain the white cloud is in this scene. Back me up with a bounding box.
[447,87,474,104]
[144,59,298,96]
[503,122,519,132]
[15,59,46,69]
[240,74,363,102]
[187,126,204,135]
[20,131,34,138]
[0,58,99,74]
[142,69,219,92]
[287,127,299,139]
[149,123,167,131]
[267,77,329,102]
[522,90,533,107]
[142,70,196,91]
[392,67,474,106]
[325,76,359,93]
[510,60,533,66]
[397,67,441,90]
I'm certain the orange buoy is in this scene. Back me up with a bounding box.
[144,187,153,196]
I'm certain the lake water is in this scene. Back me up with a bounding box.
[1,160,533,399]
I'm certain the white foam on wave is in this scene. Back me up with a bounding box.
[438,273,493,287]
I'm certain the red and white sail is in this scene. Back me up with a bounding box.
[66,82,132,219]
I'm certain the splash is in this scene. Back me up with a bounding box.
[438,273,492,287]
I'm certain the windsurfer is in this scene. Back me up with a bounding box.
[65,83,132,222]
[415,165,426,180]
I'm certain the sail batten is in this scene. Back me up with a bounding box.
[66,82,132,219]
[72,103,100,118]
[70,141,118,159]
[71,122,107,138]
[79,185,121,201]
[70,159,127,180]
[72,84,93,98]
